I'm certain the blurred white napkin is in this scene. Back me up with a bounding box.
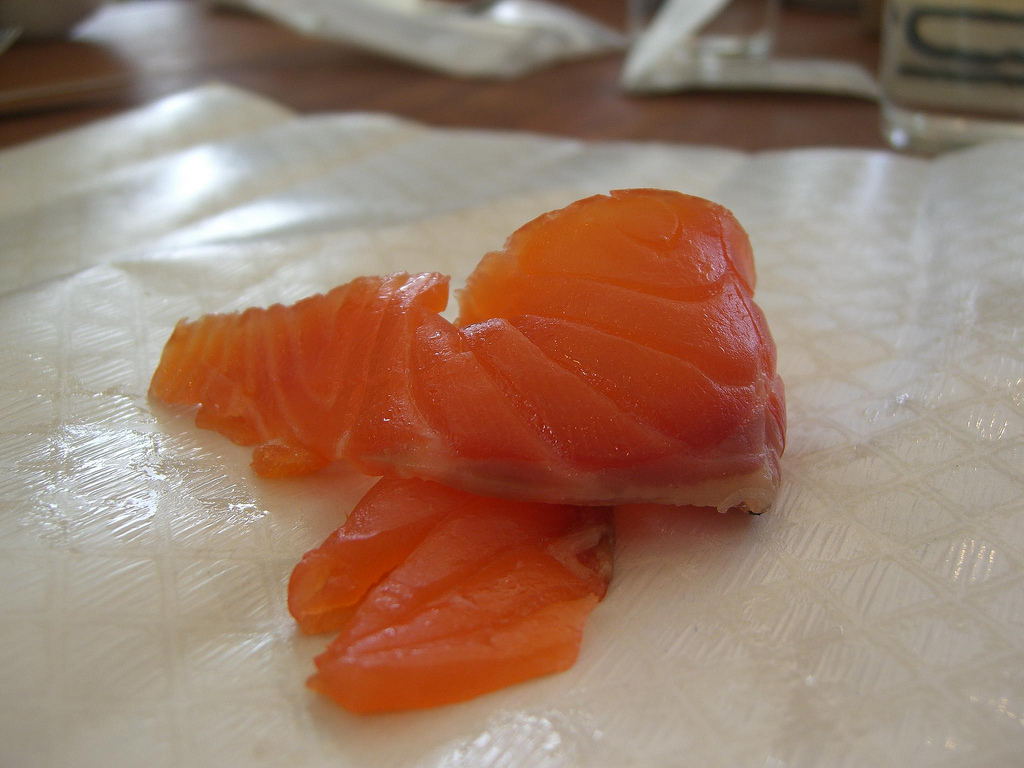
[621,0,879,99]
[217,0,625,78]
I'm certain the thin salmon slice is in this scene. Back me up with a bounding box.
[149,190,785,512]
[291,478,614,712]
[150,272,449,470]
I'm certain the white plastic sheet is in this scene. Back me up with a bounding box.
[621,0,879,98]
[216,0,624,78]
[2,84,1023,767]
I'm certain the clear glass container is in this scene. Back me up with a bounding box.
[880,0,1024,152]
[628,0,780,58]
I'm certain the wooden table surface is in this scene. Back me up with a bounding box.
[0,0,886,152]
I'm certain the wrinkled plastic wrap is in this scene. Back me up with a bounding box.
[2,84,1023,767]
[621,0,878,98]
[216,0,624,78]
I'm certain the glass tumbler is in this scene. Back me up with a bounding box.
[880,0,1024,152]
[628,0,780,58]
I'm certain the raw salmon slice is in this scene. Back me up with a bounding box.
[291,478,614,712]
[150,190,785,512]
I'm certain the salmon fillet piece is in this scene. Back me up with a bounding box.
[290,478,614,712]
[149,190,786,513]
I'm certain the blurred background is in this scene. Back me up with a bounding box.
[2,0,1022,152]
[0,0,893,150]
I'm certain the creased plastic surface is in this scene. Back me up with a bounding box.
[2,84,1023,767]
[215,0,624,79]
[621,0,879,98]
